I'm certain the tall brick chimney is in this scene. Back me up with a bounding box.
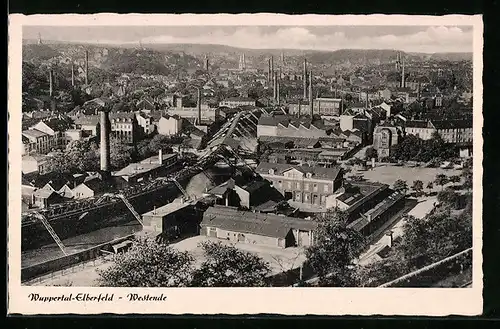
[71,62,76,87]
[99,108,111,175]
[268,57,272,83]
[303,58,307,100]
[309,72,313,117]
[85,50,89,85]
[49,69,53,97]
[197,87,202,125]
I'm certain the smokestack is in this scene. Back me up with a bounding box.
[159,149,163,165]
[71,62,75,87]
[309,72,313,117]
[365,92,369,109]
[204,56,209,72]
[277,80,280,105]
[197,87,202,125]
[298,99,301,117]
[85,50,89,85]
[401,54,405,88]
[303,58,307,100]
[99,109,111,174]
[49,69,53,97]
[268,57,272,82]
[271,56,274,79]
[273,72,277,100]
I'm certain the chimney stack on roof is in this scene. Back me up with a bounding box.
[159,149,163,166]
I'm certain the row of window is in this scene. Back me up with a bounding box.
[275,180,330,193]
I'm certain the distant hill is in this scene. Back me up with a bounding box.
[22,40,472,68]
[22,43,203,75]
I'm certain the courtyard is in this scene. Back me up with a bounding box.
[172,235,307,275]
[359,164,461,188]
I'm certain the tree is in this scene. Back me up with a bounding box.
[434,174,449,190]
[190,241,271,287]
[110,138,134,169]
[437,189,461,209]
[461,167,473,190]
[448,175,461,185]
[305,210,365,287]
[45,151,75,174]
[364,147,377,160]
[97,238,194,287]
[426,181,434,193]
[393,179,408,193]
[411,180,424,196]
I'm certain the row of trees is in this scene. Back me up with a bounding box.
[359,193,472,286]
[97,239,271,287]
[393,173,463,196]
[390,132,457,163]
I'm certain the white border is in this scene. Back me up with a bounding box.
[8,14,483,316]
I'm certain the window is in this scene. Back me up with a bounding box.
[296,182,301,189]
[313,184,318,192]
[306,173,312,179]
[278,180,282,186]
[287,181,292,189]
[304,183,309,191]
[323,185,329,193]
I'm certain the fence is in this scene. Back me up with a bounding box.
[378,248,472,288]
[21,234,135,283]
[24,254,115,286]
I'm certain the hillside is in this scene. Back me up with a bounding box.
[22,43,203,76]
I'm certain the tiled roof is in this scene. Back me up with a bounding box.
[256,162,342,181]
[201,205,318,238]
[110,112,136,121]
[39,118,73,132]
[406,120,430,129]
[22,154,50,162]
[74,115,99,126]
[431,119,472,130]
[114,163,161,177]
[22,129,48,138]
[33,188,58,199]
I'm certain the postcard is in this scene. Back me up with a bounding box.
[8,13,483,315]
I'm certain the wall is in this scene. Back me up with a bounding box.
[21,234,134,282]
[276,126,327,138]
[208,227,281,248]
[257,124,278,137]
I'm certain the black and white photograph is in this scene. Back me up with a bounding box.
[8,14,483,315]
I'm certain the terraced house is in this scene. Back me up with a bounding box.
[256,162,343,207]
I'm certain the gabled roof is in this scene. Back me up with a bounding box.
[22,154,50,162]
[37,118,73,132]
[406,120,430,128]
[73,115,100,126]
[431,119,472,130]
[113,162,162,177]
[201,205,318,238]
[256,162,342,181]
[22,129,48,139]
[78,177,109,194]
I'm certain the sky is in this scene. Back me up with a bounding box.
[23,25,474,53]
